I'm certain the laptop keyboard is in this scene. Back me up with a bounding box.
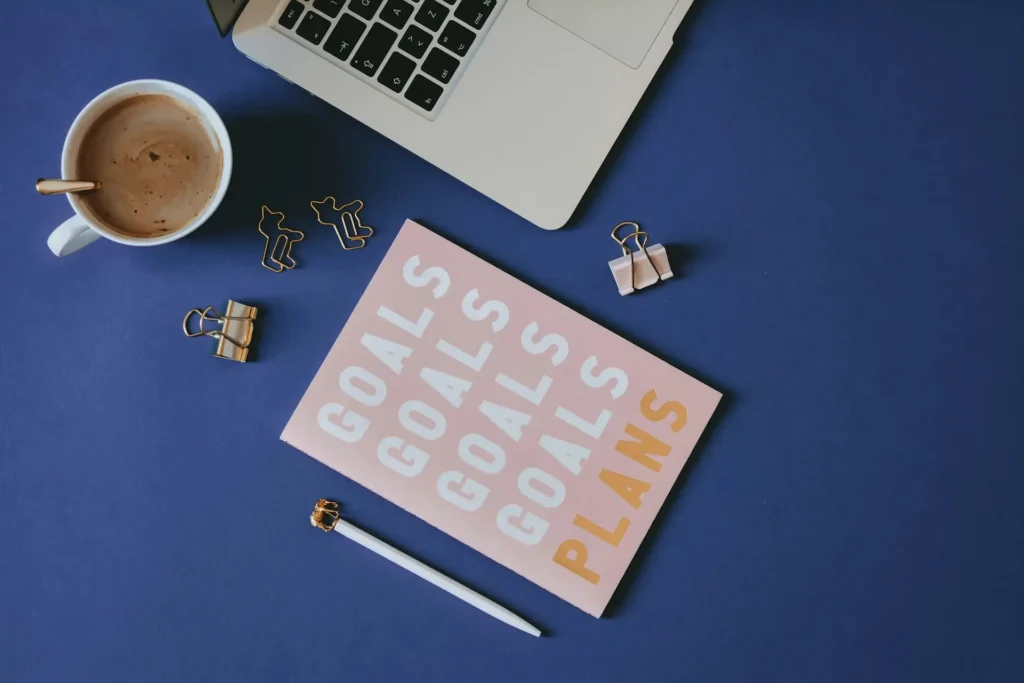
[275,0,504,118]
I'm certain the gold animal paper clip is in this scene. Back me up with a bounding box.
[182,301,258,363]
[258,205,305,272]
[310,197,374,250]
[608,221,673,296]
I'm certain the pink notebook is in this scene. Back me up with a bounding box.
[282,221,721,616]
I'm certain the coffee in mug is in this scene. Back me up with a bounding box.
[76,94,224,239]
[47,80,232,257]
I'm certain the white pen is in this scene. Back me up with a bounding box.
[311,499,541,637]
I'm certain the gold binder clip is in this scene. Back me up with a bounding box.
[609,221,673,296]
[258,205,305,272]
[310,499,340,532]
[182,301,258,363]
[311,197,374,250]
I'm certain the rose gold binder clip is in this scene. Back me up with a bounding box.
[609,221,673,296]
[258,205,304,272]
[182,301,258,363]
[310,197,374,250]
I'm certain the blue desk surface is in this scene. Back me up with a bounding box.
[3,1,1023,681]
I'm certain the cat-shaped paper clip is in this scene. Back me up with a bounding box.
[310,197,374,250]
[258,205,305,272]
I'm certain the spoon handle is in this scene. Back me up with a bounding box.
[36,179,101,195]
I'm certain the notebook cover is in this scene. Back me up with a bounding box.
[282,221,721,616]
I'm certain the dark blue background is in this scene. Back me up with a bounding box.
[2,1,1022,681]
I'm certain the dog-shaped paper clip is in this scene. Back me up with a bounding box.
[310,197,374,250]
[258,205,305,272]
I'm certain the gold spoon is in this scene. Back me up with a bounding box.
[36,178,101,195]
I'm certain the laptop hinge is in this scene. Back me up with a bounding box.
[207,0,249,37]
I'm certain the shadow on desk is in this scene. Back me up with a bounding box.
[196,108,356,243]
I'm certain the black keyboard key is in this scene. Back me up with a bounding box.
[454,0,496,30]
[415,0,449,31]
[323,13,367,61]
[348,0,383,20]
[421,47,459,84]
[296,10,332,45]
[437,20,474,56]
[278,1,305,29]
[313,0,344,18]
[399,25,433,58]
[380,0,415,29]
[404,75,444,111]
[439,0,455,4]
[351,22,398,76]
[377,52,417,92]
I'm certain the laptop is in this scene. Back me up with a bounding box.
[209,0,694,229]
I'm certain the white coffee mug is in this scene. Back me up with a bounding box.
[48,79,233,257]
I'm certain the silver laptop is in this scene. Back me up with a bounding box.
[211,0,694,229]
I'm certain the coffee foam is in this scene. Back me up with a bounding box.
[76,94,223,238]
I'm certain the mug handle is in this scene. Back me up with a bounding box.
[48,214,102,256]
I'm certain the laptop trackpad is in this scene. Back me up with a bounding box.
[528,0,679,68]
